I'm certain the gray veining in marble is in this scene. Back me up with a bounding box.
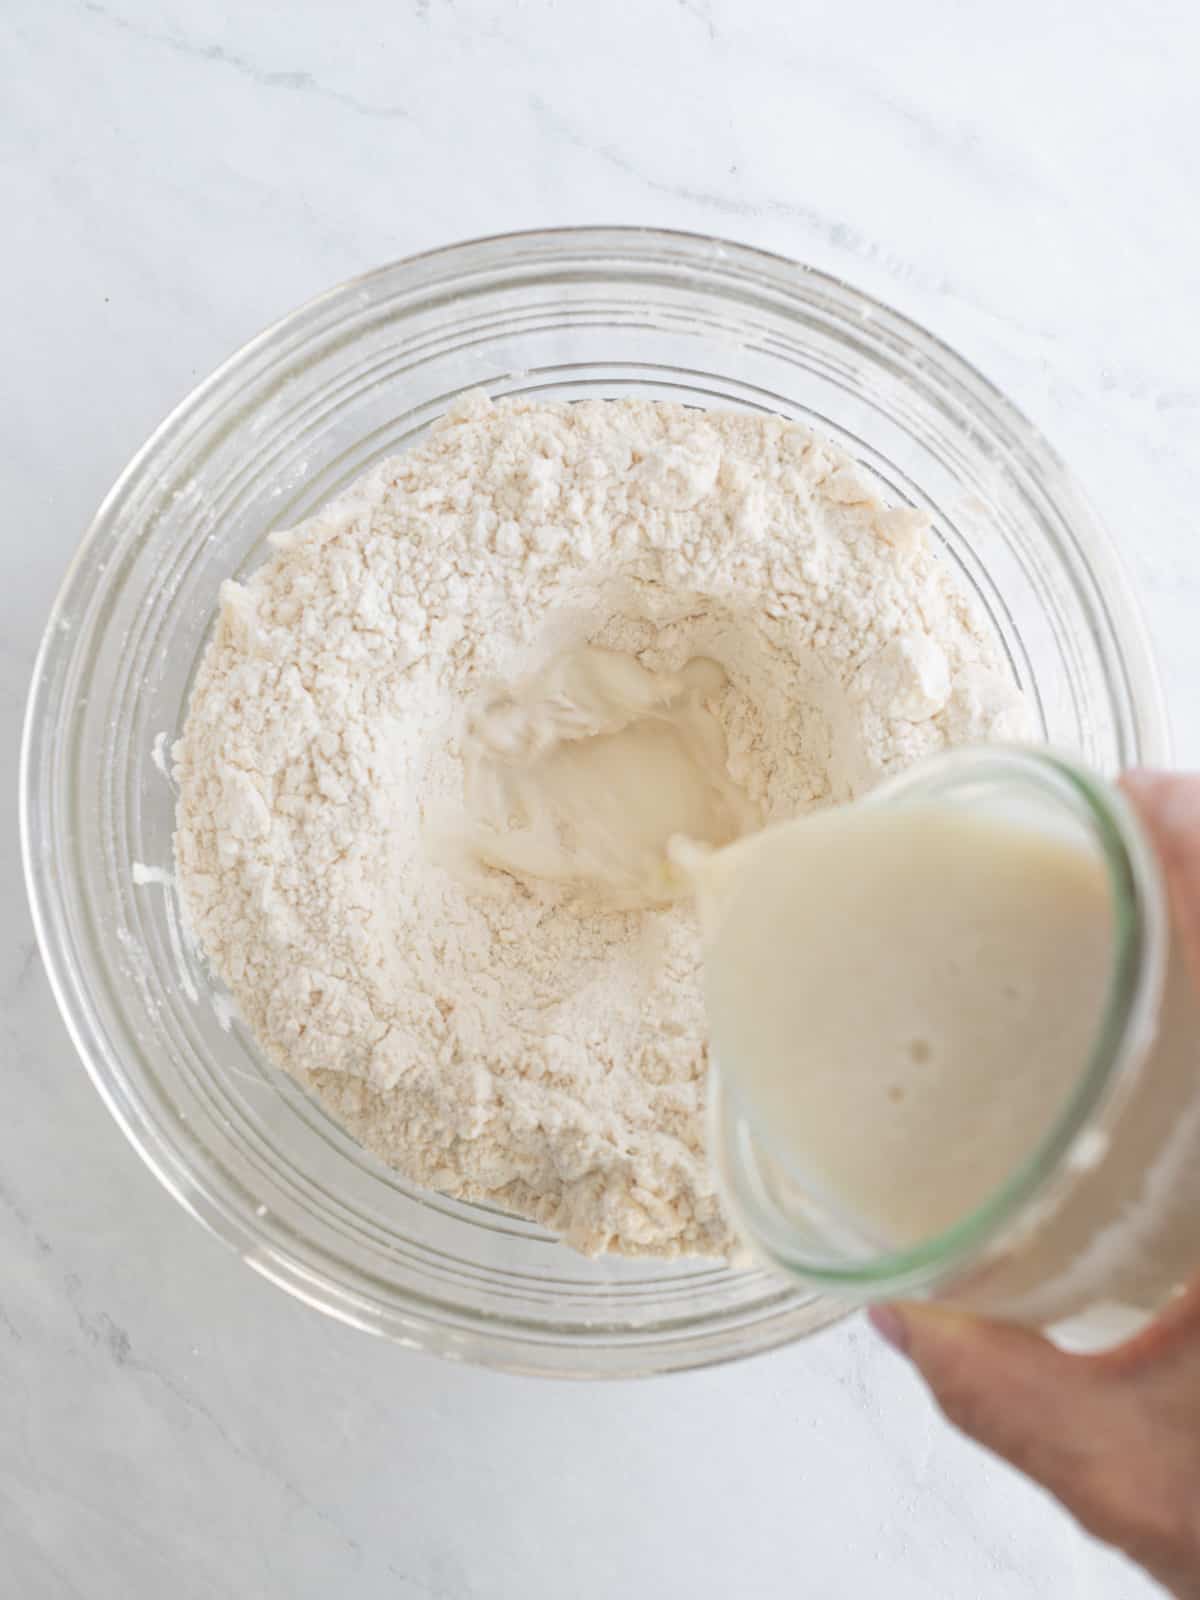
[4,1,1196,1594]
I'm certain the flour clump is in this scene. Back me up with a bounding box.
[173,393,1031,1257]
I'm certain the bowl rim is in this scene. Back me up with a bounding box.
[20,225,1171,1376]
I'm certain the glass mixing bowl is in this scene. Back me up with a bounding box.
[21,228,1169,1376]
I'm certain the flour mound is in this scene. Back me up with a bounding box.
[173,394,1030,1257]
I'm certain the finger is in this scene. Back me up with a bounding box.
[1121,771,1200,981]
[871,1303,1200,1591]
[869,1303,1104,1495]
[1099,1273,1200,1372]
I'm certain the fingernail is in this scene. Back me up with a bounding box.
[1120,769,1168,794]
[1156,779,1200,840]
[867,1304,910,1356]
[1120,769,1171,823]
[1123,771,1200,837]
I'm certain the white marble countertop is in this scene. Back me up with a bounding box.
[5,2,1198,1595]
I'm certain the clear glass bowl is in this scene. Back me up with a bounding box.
[21,228,1169,1376]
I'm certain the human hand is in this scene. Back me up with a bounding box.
[868,772,1200,1598]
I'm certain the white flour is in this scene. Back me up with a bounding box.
[174,393,1030,1257]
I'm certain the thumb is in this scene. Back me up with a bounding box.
[868,1303,1106,1499]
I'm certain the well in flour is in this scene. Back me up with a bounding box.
[173,392,1031,1258]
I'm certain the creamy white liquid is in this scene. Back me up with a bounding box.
[689,799,1200,1332]
[461,647,758,905]
[455,648,1200,1331]
[693,805,1115,1246]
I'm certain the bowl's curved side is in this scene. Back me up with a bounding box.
[20,227,1168,1375]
